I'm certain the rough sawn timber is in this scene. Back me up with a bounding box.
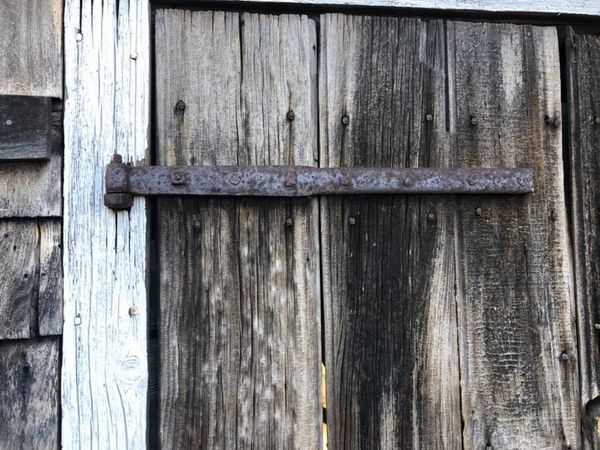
[319,15,462,450]
[567,29,600,449]
[155,10,321,449]
[62,0,150,448]
[451,22,579,449]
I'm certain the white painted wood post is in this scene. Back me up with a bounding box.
[62,0,150,448]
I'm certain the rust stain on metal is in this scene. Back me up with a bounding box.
[104,153,534,210]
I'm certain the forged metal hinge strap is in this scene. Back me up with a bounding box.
[104,154,534,210]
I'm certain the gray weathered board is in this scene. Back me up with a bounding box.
[0,220,63,339]
[0,0,64,448]
[155,10,321,449]
[0,0,63,217]
[154,9,580,449]
[0,338,60,450]
[0,96,51,161]
[319,15,461,450]
[0,101,62,218]
[321,17,577,449]
[567,29,600,449]
[0,0,62,98]
[451,22,578,449]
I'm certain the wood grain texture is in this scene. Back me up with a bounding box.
[0,95,51,161]
[0,101,61,217]
[171,0,600,17]
[451,22,579,449]
[155,10,321,449]
[0,0,62,97]
[0,220,38,339]
[0,338,60,450]
[38,220,62,336]
[62,0,150,448]
[567,29,600,449]
[319,15,461,450]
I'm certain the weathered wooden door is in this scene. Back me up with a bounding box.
[153,9,578,449]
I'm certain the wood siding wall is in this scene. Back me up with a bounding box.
[0,0,63,448]
[153,10,600,450]
[1,1,599,448]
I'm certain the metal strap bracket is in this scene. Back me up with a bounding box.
[104,154,534,210]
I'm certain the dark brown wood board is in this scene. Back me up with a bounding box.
[567,29,600,448]
[155,10,321,449]
[319,15,462,449]
[0,338,60,450]
[0,95,51,161]
[451,22,579,449]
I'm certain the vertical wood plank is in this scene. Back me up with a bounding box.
[0,220,38,339]
[39,220,63,336]
[62,0,150,448]
[0,0,62,98]
[155,10,321,449]
[319,15,462,449]
[451,22,579,449]
[567,29,600,448]
[0,338,60,450]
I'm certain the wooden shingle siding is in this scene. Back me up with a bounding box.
[0,219,62,338]
[0,96,51,161]
[0,0,62,98]
[0,1,63,217]
[452,22,578,449]
[0,99,62,218]
[319,15,462,449]
[0,221,39,340]
[155,10,321,449]
[0,338,60,450]
[567,29,600,448]
[0,0,63,448]
[38,220,62,336]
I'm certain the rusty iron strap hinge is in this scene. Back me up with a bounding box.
[104,154,534,210]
